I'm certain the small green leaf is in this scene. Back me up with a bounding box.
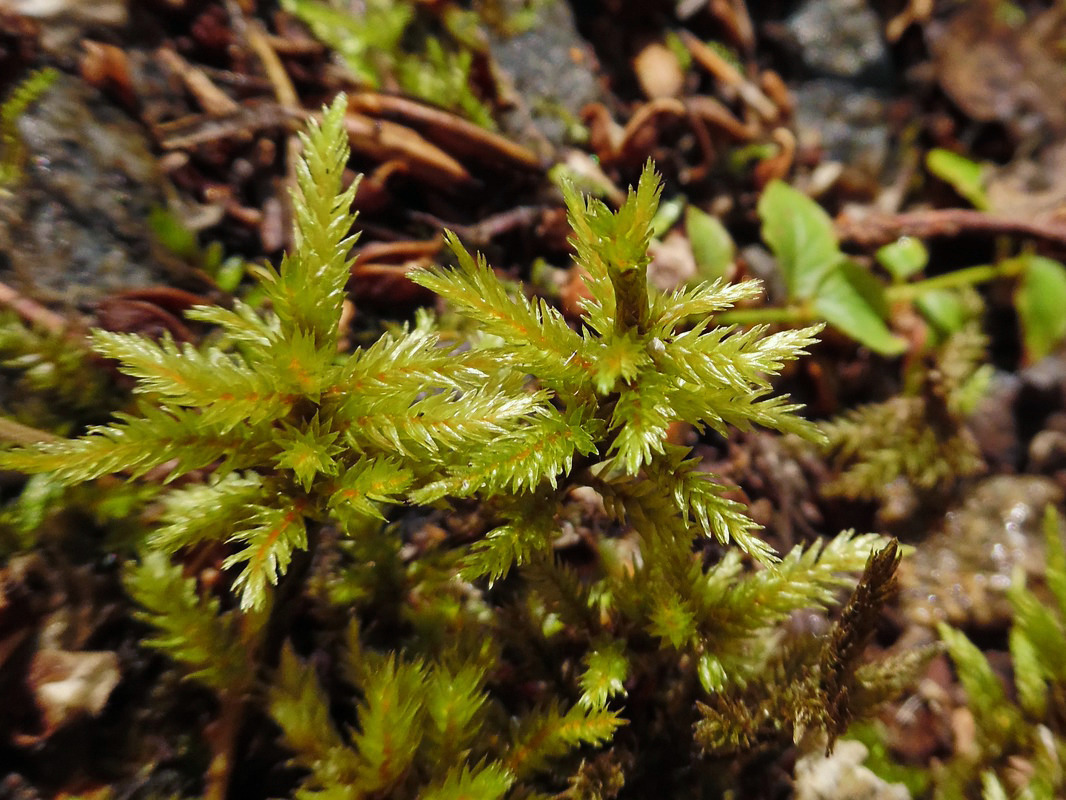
[1016,254,1066,362]
[813,267,906,355]
[1009,624,1047,719]
[839,260,892,320]
[758,180,843,300]
[651,194,685,238]
[214,257,246,293]
[148,207,200,261]
[578,639,629,710]
[875,237,928,282]
[272,417,342,491]
[926,148,989,210]
[592,330,650,394]
[697,652,727,693]
[649,593,697,649]
[685,206,735,281]
[915,288,969,338]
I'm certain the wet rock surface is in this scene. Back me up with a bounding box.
[898,475,1064,629]
[0,72,188,310]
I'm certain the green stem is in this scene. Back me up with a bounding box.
[714,259,1028,327]
[887,259,1024,302]
[714,305,814,326]
[613,267,650,333]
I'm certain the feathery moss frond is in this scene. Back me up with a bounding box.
[411,234,590,387]
[695,531,884,673]
[459,509,556,585]
[648,278,762,334]
[506,702,626,780]
[337,322,490,394]
[423,662,490,761]
[560,161,661,335]
[694,543,916,760]
[724,530,883,619]
[664,323,822,395]
[607,372,677,475]
[931,507,1066,798]
[649,450,771,561]
[938,623,1021,753]
[459,523,528,585]
[679,385,820,440]
[91,330,291,430]
[273,630,515,799]
[413,405,598,500]
[271,644,361,785]
[0,403,269,483]
[125,551,255,692]
[150,471,266,552]
[852,643,942,714]
[0,94,919,798]
[821,324,987,499]
[340,387,549,458]
[184,299,280,349]
[261,94,358,350]
[327,457,413,524]
[350,654,428,792]
[223,502,310,610]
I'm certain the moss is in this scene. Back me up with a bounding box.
[0,96,917,798]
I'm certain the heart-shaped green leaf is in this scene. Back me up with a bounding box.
[876,237,928,282]
[758,180,844,301]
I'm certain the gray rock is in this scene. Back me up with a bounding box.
[785,0,892,86]
[0,72,188,309]
[488,0,607,159]
[898,475,1064,629]
[792,80,890,176]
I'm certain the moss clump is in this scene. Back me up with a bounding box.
[0,95,920,798]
